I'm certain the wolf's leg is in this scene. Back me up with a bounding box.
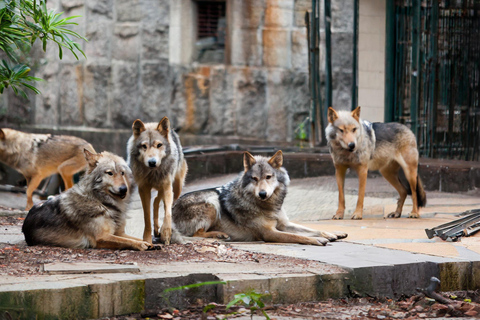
[351,164,368,220]
[139,185,153,243]
[380,163,408,218]
[401,154,420,218]
[173,159,188,200]
[262,228,329,246]
[193,228,229,239]
[160,183,174,245]
[282,222,348,241]
[25,175,44,211]
[58,158,83,189]
[153,194,162,238]
[96,234,151,251]
[333,164,348,219]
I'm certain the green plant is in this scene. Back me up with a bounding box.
[226,289,271,320]
[0,0,87,98]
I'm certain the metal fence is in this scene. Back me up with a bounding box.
[387,0,480,161]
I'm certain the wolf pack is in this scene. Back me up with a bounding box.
[0,107,426,251]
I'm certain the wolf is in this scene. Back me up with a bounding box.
[22,150,151,250]
[127,117,188,245]
[326,106,427,220]
[173,151,347,245]
[0,128,95,210]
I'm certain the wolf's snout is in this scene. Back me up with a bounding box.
[259,190,267,199]
[348,142,355,151]
[148,159,157,167]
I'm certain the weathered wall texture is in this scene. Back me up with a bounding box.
[0,0,354,145]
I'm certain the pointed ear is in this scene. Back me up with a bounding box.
[157,117,170,137]
[243,151,256,172]
[351,106,361,122]
[327,107,338,124]
[0,129,4,140]
[132,119,146,136]
[84,149,101,169]
[268,150,283,169]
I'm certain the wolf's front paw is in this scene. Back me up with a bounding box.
[320,231,338,241]
[332,231,348,239]
[216,232,230,240]
[143,232,153,244]
[313,237,329,246]
[332,210,344,220]
[387,211,401,218]
[408,212,420,219]
[135,241,152,251]
[160,225,172,245]
[351,211,363,220]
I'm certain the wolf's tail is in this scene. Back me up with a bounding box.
[399,171,427,207]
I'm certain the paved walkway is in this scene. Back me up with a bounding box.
[1,174,480,318]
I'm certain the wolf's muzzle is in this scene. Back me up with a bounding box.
[259,190,267,200]
[348,142,356,152]
[148,159,157,168]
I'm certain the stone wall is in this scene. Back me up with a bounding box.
[0,0,354,146]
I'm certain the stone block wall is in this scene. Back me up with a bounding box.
[0,0,355,146]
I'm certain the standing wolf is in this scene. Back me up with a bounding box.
[173,151,347,245]
[326,106,426,220]
[22,150,151,250]
[0,128,95,210]
[127,117,188,245]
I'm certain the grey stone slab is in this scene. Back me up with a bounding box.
[43,262,140,274]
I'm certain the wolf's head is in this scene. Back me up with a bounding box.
[83,149,135,201]
[242,150,290,201]
[326,106,362,152]
[129,117,171,169]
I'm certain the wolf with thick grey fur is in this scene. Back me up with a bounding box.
[127,117,188,245]
[326,106,426,220]
[22,150,151,250]
[173,151,347,245]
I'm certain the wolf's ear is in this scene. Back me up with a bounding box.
[351,106,361,122]
[268,150,283,169]
[243,152,256,172]
[132,120,146,136]
[0,129,4,140]
[157,116,170,137]
[84,149,101,169]
[327,107,338,124]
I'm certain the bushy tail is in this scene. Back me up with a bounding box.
[399,170,427,207]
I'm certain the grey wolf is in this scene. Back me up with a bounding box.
[22,150,151,250]
[173,151,347,245]
[0,128,95,210]
[326,106,426,220]
[127,117,188,245]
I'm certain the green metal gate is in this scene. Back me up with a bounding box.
[386,0,480,161]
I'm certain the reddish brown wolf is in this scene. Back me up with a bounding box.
[0,128,95,210]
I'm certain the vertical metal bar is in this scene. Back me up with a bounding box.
[324,0,332,111]
[429,0,439,158]
[351,0,359,111]
[410,0,421,138]
[384,0,400,122]
[306,9,315,146]
[315,1,326,144]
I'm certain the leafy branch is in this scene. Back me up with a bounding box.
[0,0,87,97]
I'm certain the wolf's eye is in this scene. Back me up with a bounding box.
[142,144,147,150]
[106,171,113,176]
[352,128,357,132]
[266,175,272,180]
[121,171,124,176]
[157,143,163,148]
[252,177,259,182]
[339,129,344,133]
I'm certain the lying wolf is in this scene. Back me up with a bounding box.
[173,151,347,245]
[22,150,151,251]
[0,128,95,210]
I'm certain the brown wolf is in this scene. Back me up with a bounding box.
[0,128,95,210]
[326,106,426,220]
[22,150,151,250]
[127,117,188,244]
[173,151,347,245]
